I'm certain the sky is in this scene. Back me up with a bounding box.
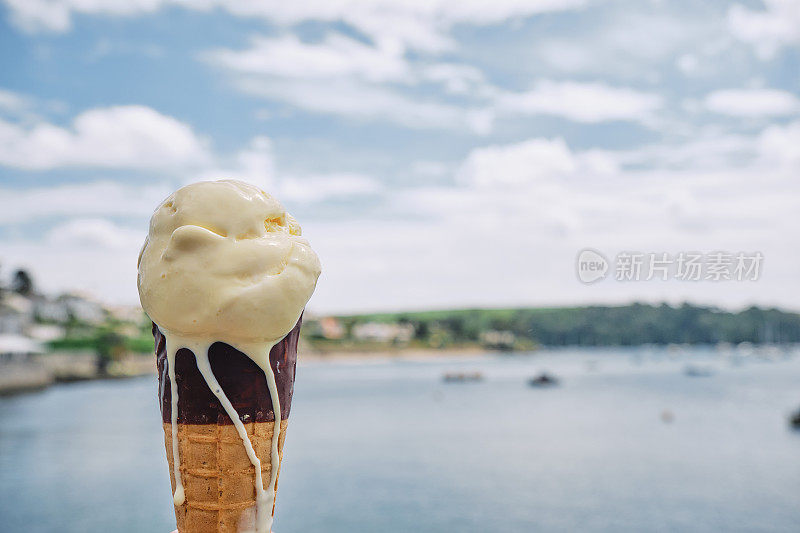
[0,0,798,314]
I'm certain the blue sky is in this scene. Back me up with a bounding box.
[0,0,798,313]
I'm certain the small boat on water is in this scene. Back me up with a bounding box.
[442,371,484,383]
[790,408,800,430]
[683,365,714,377]
[528,373,559,387]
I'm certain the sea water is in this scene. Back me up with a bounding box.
[1,347,798,533]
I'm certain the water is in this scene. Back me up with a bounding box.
[1,347,798,533]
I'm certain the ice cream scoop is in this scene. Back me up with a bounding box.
[138,179,321,533]
[138,179,319,343]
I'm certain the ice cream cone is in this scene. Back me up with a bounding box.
[163,419,289,533]
[138,180,321,533]
[154,318,302,533]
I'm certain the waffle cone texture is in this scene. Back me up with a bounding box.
[164,419,289,533]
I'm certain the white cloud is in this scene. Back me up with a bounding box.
[280,173,382,204]
[209,37,659,129]
[204,34,409,83]
[206,35,660,129]
[728,0,800,59]
[0,153,380,230]
[191,135,277,191]
[704,88,800,117]
[2,0,588,52]
[419,63,486,95]
[676,54,699,75]
[203,32,495,132]
[0,105,209,170]
[3,124,800,312]
[3,0,72,33]
[411,137,624,239]
[411,160,451,178]
[205,33,488,91]
[0,87,64,123]
[535,8,727,80]
[4,1,800,314]
[305,138,799,313]
[86,38,165,62]
[47,218,143,250]
[457,138,576,188]
[495,81,663,123]
[612,131,755,171]
[422,128,798,258]
[758,120,800,168]
[0,88,29,112]
[192,137,384,204]
[235,77,493,133]
[0,181,172,224]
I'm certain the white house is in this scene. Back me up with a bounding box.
[0,293,34,334]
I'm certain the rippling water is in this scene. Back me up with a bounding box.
[1,347,798,532]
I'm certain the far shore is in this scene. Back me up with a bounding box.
[0,351,155,396]
[4,340,793,396]
[0,345,495,395]
[302,345,487,362]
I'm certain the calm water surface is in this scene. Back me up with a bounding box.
[1,347,798,532]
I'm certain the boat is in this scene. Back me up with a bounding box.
[528,373,559,387]
[790,408,800,430]
[683,365,714,377]
[442,371,484,383]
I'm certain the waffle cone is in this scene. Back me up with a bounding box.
[163,419,289,533]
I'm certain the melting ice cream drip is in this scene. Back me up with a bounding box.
[247,343,283,524]
[165,332,283,533]
[165,336,185,506]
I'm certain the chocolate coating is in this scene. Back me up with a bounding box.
[155,317,301,425]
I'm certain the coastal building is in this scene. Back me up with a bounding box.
[352,322,414,343]
[27,324,66,342]
[480,330,516,351]
[108,305,146,323]
[0,293,34,334]
[0,333,44,360]
[31,295,69,323]
[34,293,107,325]
[319,317,345,340]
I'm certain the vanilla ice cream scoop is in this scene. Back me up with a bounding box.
[137,179,321,344]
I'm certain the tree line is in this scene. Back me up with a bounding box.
[336,303,800,347]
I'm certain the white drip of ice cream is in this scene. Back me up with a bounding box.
[164,332,283,533]
[242,341,284,533]
[165,334,186,506]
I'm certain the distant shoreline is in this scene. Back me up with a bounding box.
[301,345,487,362]
[0,352,155,396]
[0,346,494,395]
[3,340,796,396]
